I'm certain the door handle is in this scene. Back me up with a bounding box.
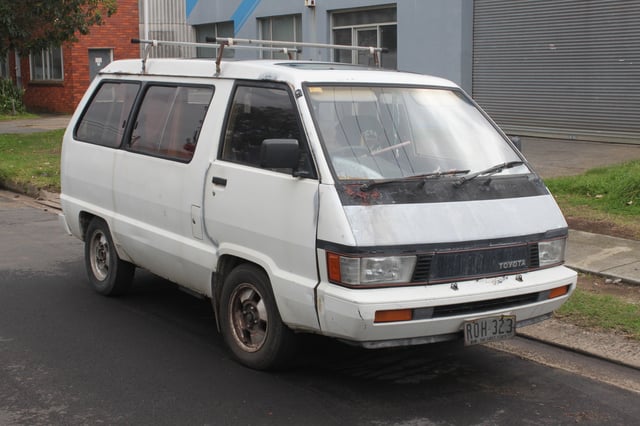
[211,176,227,186]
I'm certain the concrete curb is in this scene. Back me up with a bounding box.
[517,319,640,370]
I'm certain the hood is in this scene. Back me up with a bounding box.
[342,195,567,246]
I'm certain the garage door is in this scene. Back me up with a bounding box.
[473,0,640,144]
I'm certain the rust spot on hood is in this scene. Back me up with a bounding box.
[343,184,381,204]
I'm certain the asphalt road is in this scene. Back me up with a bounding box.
[2,192,640,425]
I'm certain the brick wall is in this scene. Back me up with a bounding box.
[22,0,140,113]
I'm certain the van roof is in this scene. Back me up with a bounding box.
[100,58,458,88]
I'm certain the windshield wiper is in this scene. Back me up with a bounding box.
[360,169,470,192]
[454,161,526,187]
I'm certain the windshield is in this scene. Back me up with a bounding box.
[306,85,528,181]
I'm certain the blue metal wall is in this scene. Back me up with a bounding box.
[186,0,473,93]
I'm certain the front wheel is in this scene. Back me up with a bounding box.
[84,218,134,296]
[219,264,296,370]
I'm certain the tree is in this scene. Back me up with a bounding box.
[0,0,118,56]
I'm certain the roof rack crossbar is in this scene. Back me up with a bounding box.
[209,36,385,53]
[132,38,297,52]
[131,38,301,74]
[209,36,386,67]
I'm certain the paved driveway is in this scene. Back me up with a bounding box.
[521,136,640,178]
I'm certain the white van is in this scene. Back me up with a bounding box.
[60,40,576,370]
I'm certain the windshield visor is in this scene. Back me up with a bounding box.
[306,85,528,181]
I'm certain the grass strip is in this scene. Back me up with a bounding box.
[545,160,640,217]
[0,129,64,192]
[556,289,640,340]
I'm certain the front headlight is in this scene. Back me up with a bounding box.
[538,238,566,267]
[327,252,417,286]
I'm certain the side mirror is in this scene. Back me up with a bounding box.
[260,139,300,170]
[510,135,522,152]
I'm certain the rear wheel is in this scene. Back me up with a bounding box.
[220,264,296,370]
[84,218,134,296]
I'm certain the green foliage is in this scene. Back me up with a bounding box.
[557,289,640,339]
[0,0,118,56]
[546,161,640,216]
[0,129,64,192]
[0,79,26,115]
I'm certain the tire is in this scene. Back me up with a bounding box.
[84,218,135,296]
[219,264,296,370]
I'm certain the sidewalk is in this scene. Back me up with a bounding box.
[2,116,640,372]
[567,230,640,285]
[0,114,72,134]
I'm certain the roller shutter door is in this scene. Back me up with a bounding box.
[473,0,640,144]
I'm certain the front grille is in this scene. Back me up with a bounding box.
[412,254,433,282]
[529,244,540,268]
[431,291,541,318]
[412,243,539,284]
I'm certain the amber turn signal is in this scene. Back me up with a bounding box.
[327,252,342,283]
[374,309,413,323]
[548,285,570,299]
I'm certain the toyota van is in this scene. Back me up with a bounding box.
[59,40,576,370]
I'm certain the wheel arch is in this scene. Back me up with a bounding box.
[78,212,133,263]
[78,211,97,241]
[211,254,269,332]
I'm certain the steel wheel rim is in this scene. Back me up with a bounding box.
[89,231,110,281]
[228,283,268,353]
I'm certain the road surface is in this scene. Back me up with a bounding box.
[1,191,639,425]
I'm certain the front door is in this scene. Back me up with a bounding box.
[203,82,321,330]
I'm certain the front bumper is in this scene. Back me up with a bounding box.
[315,266,577,346]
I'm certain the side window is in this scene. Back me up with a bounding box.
[222,85,307,172]
[128,85,213,162]
[75,81,139,148]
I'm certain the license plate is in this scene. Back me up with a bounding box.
[464,315,516,346]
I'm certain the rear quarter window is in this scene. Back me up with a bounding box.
[75,81,140,148]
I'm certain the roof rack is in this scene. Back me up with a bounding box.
[131,37,386,75]
[131,38,301,74]
[209,37,387,68]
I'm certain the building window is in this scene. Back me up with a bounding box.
[332,7,397,69]
[30,46,63,81]
[258,14,302,59]
[195,21,235,58]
